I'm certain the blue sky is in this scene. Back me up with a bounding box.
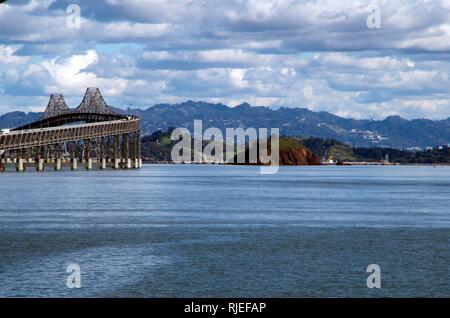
[1,0,450,119]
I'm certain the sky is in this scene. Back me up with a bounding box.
[1,0,450,119]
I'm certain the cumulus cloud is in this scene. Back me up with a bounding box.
[26,50,126,98]
[1,0,450,119]
[0,45,29,65]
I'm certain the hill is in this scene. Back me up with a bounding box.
[136,102,450,149]
[140,129,450,164]
[2,101,450,149]
[232,137,321,166]
[141,129,320,165]
[297,137,450,164]
[277,137,321,165]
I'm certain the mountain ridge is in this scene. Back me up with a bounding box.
[1,101,450,149]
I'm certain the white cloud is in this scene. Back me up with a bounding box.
[314,53,415,71]
[41,50,127,96]
[229,69,249,89]
[2,0,450,119]
[89,21,172,40]
[0,46,29,65]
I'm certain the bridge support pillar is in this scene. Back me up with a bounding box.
[16,158,25,172]
[122,133,130,169]
[113,158,120,169]
[124,158,132,169]
[36,158,44,171]
[133,130,141,169]
[86,158,92,170]
[100,158,107,170]
[100,137,107,170]
[71,158,78,170]
[55,158,62,171]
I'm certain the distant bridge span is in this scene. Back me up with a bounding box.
[0,119,140,151]
[0,88,141,172]
[13,88,126,131]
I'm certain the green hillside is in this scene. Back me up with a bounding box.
[140,129,450,164]
[327,144,356,162]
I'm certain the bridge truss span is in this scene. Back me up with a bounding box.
[0,88,142,172]
[0,119,140,151]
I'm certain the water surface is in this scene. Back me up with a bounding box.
[0,165,449,297]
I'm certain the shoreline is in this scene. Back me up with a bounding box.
[142,161,450,167]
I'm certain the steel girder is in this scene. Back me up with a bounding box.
[0,118,140,152]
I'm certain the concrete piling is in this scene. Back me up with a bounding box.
[71,158,78,170]
[2,130,142,173]
[36,158,44,171]
[113,158,120,169]
[86,158,92,170]
[100,158,107,170]
[54,158,61,171]
[125,158,132,169]
[2,156,142,172]
[16,158,25,172]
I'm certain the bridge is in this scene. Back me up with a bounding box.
[0,88,141,172]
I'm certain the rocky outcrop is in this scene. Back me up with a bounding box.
[278,143,321,165]
[232,137,321,166]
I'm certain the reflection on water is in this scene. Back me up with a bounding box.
[0,165,449,297]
